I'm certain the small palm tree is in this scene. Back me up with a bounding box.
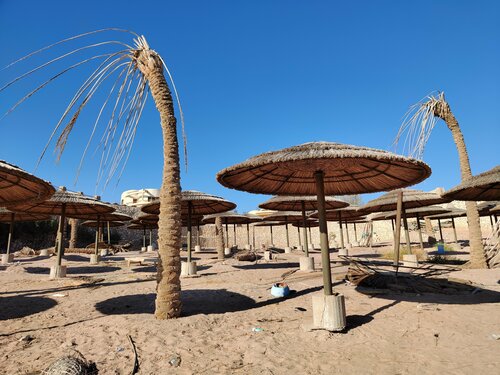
[395,92,486,268]
[1,29,186,317]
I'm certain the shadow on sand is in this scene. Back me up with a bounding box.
[24,266,121,275]
[0,296,57,320]
[95,285,324,317]
[232,262,300,270]
[131,264,212,273]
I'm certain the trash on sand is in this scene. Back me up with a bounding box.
[491,334,500,340]
[19,335,34,342]
[252,327,263,332]
[271,282,290,297]
[168,355,181,367]
[116,347,124,352]
[52,293,68,297]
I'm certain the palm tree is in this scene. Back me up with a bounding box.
[395,92,486,268]
[215,216,225,260]
[1,30,185,317]
[69,218,79,248]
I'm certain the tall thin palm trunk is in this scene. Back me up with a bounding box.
[433,101,486,268]
[135,48,182,318]
[215,216,225,260]
[396,93,486,268]
[69,218,79,248]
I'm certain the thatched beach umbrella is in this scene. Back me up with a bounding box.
[217,142,431,307]
[362,189,449,254]
[8,187,114,277]
[385,206,451,250]
[426,208,466,245]
[0,160,55,207]
[259,195,348,257]
[0,207,50,263]
[443,165,500,201]
[74,211,132,249]
[143,190,235,275]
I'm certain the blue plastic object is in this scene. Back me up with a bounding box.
[271,283,290,297]
[437,243,445,254]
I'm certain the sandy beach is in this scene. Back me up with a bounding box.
[1,245,499,374]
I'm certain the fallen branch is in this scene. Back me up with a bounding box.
[128,335,139,375]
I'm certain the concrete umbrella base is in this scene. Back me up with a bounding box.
[284,247,292,254]
[338,248,349,256]
[40,249,49,256]
[100,249,108,257]
[312,293,346,331]
[263,251,273,261]
[194,245,202,253]
[147,245,155,252]
[50,265,67,279]
[181,261,197,277]
[140,247,147,252]
[1,253,14,265]
[224,247,232,256]
[90,254,100,264]
[244,244,252,250]
[299,256,315,271]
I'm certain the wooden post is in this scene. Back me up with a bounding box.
[246,222,250,246]
[394,190,403,270]
[314,171,333,296]
[6,213,15,255]
[187,201,192,263]
[285,217,290,248]
[301,201,309,257]
[451,217,458,244]
[338,211,344,248]
[438,218,444,241]
[233,223,237,247]
[270,225,274,245]
[402,210,411,254]
[353,222,358,243]
[297,225,302,247]
[416,213,424,250]
[344,220,350,245]
[225,218,229,247]
[94,215,100,256]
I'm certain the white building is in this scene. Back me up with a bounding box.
[120,188,160,207]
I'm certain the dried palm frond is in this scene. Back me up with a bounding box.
[42,350,98,375]
[394,91,447,159]
[1,28,187,192]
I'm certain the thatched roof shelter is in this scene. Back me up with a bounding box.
[0,207,50,222]
[309,206,366,220]
[82,220,125,228]
[384,205,451,219]
[0,160,55,207]
[477,201,499,216]
[217,142,431,300]
[71,211,132,222]
[361,189,449,213]
[202,212,257,225]
[292,219,319,228]
[259,195,348,211]
[217,142,431,195]
[141,190,236,216]
[260,211,306,223]
[442,165,500,201]
[8,187,115,217]
[426,208,466,219]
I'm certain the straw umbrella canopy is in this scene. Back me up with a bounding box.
[384,206,451,250]
[217,142,431,295]
[442,165,500,201]
[0,207,50,258]
[7,187,115,269]
[202,212,259,248]
[361,189,449,253]
[82,220,125,228]
[142,190,236,263]
[259,195,348,256]
[0,160,55,207]
[426,208,467,245]
[260,211,306,249]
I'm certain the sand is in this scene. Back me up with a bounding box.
[1,245,499,374]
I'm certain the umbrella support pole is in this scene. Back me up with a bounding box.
[233,223,237,249]
[297,225,302,248]
[416,214,424,251]
[301,201,309,257]
[312,171,346,332]
[2,213,15,264]
[90,216,101,264]
[285,218,290,249]
[182,202,197,277]
[225,219,229,248]
[51,203,67,279]
[252,226,256,250]
[451,217,459,247]
[338,213,344,249]
[246,223,251,249]
[438,219,444,242]
[393,191,403,274]
[353,223,358,243]
[403,211,411,254]
[345,220,350,246]
[270,225,274,247]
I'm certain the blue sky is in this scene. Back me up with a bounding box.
[0,1,498,212]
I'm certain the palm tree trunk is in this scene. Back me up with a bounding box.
[215,216,224,260]
[137,51,182,318]
[69,218,79,248]
[435,103,486,268]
